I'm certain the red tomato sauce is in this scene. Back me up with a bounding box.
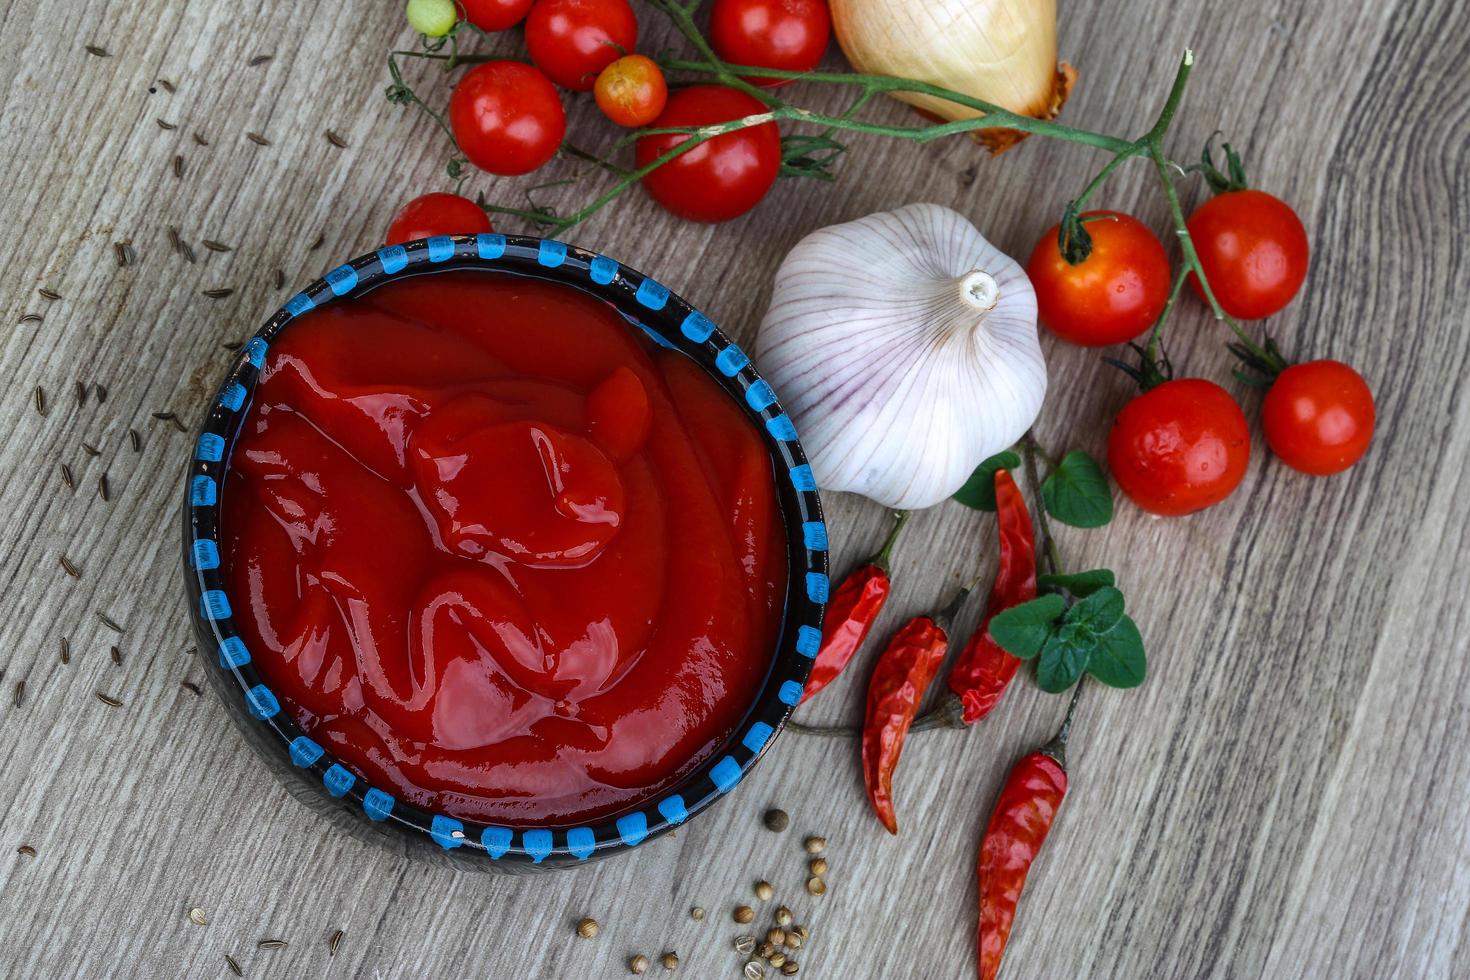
[221,271,788,826]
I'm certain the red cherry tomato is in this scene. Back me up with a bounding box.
[594,54,668,128]
[1108,379,1250,516]
[709,0,830,87]
[1187,189,1309,320]
[385,193,493,246]
[449,60,565,176]
[460,0,534,31]
[524,0,638,91]
[635,85,780,223]
[1027,211,1172,347]
[1262,360,1374,475]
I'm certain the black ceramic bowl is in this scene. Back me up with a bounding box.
[181,234,827,871]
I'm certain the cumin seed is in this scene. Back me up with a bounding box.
[225,953,243,977]
[173,155,184,178]
[60,463,74,490]
[95,383,108,402]
[95,692,122,707]
[248,54,273,66]
[20,313,42,323]
[156,118,177,131]
[257,939,287,949]
[202,240,232,252]
[110,646,122,666]
[168,226,196,264]
[17,845,36,857]
[308,233,325,251]
[273,269,285,290]
[12,681,23,707]
[60,555,81,578]
[85,44,109,57]
[329,930,344,956]
[325,129,347,148]
[181,681,202,696]
[39,288,61,300]
[202,288,235,299]
[158,78,175,93]
[98,474,111,501]
[97,612,124,633]
[60,637,70,664]
[152,411,176,421]
[221,340,243,351]
[171,416,188,432]
[192,131,208,145]
[34,386,45,416]
[75,380,87,405]
[246,131,270,146]
[82,443,100,457]
[114,242,134,267]
[129,429,141,451]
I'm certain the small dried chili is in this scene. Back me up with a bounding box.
[861,586,969,834]
[975,686,1079,980]
[802,511,909,704]
[948,468,1037,723]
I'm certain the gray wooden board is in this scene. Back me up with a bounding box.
[1,0,1467,977]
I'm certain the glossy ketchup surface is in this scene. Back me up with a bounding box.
[221,271,788,825]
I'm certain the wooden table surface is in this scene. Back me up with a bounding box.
[3,0,1468,977]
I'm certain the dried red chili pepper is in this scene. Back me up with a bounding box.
[801,511,909,704]
[976,687,1079,980]
[947,468,1037,723]
[861,586,969,834]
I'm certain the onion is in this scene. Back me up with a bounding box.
[829,0,1076,152]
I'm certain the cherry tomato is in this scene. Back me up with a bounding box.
[385,193,493,246]
[524,0,638,91]
[594,54,667,128]
[635,85,780,223]
[709,0,830,87]
[1262,360,1374,475]
[1027,211,1172,347]
[449,60,565,176]
[1108,379,1250,516]
[1187,189,1309,320]
[460,0,534,31]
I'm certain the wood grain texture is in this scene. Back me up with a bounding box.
[1,0,1466,977]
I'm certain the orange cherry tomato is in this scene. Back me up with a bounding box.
[1027,211,1173,347]
[594,54,668,128]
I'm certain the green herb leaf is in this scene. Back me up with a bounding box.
[1064,585,1125,635]
[952,451,1022,511]
[1036,627,1090,693]
[1042,450,1113,528]
[1037,568,1116,597]
[988,595,1066,659]
[1086,615,1147,688]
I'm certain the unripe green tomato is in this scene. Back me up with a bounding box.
[406,0,458,37]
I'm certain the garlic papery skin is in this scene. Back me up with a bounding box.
[829,0,1075,152]
[756,203,1045,511]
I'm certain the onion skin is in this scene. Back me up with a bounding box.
[830,0,1076,153]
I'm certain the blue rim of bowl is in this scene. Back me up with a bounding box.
[181,233,828,867]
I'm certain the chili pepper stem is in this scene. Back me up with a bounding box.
[871,510,910,576]
[908,692,967,732]
[1038,681,1085,769]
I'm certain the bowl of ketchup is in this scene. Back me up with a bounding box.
[181,235,827,870]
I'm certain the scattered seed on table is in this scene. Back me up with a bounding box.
[248,54,273,66]
[152,411,175,421]
[114,241,134,267]
[60,555,81,578]
[97,612,124,633]
[203,240,232,252]
[784,932,802,951]
[257,939,287,949]
[39,288,61,300]
[12,681,23,707]
[766,928,786,947]
[181,681,202,696]
[780,962,799,975]
[74,380,87,405]
[769,953,787,969]
[325,129,347,148]
[628,954,649,975]
[34,386,45,416]
[660,951,678,971]
[809,857,828,876]
[791,925,808,942]
[775,907,792,928]
[94,383,108,402]
[805,877,826,897]
[689,906,705,921]
[192,131,208,145]
[110,646,122,666]
[17,844,36,857]
[157,78,175,93]
[743,961,765,980]
[763,808,790,833]
[309,233,325,251]
[20,313,42,323]
[60,637,71,664]
[756,941,775,959]
[173,155,184,178]
[60,463,74,490]
[224,954,242,977]
[246,131,270,146]
[169,226,196,263]
[171,416,188,432]
[734,905,754,924]
[273,269,285,290]
[329,929,344,956]
[188,907,209,926]
[222,340,243,351]
[754,881,774,902]
[576,917,599,939]
[203,288,235,299]
[98,473,110,502]
[803,837,825,855]
[85,44,109,57]
[156,118,176,130]
[735,936,756,955]
[82,443,100,457]
[129,429,141,451]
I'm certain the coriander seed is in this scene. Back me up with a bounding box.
[629,953,649,975]
[792,925,810,941]
[803,836,826,854]
[766,927,786,946]
[756,941,776,959]
[735,936,756,954]
[775,906,793,927]
[690,906,705,921]
[806,877,827,896]
[763,808,790,832]
[809,857,829,876]
[744,961,765,980]
[769,952,787,969]
[785,932,803,951]
[576,917,599,939]
[754,880,774,902]
[188,907,208,926]
[660,951,678,971]
[781,961,800,975]
[734,905,755,924]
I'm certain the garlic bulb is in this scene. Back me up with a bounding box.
[756,203,1045,510]
[829,0,1075,152]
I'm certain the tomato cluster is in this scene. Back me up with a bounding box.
[1028,179,1372,516]
[389,0,832,239]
